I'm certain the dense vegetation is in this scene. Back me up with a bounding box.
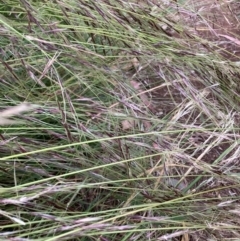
[0,0,240,240]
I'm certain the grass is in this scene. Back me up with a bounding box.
[1,0,240,240]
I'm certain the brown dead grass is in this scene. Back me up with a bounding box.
[181,0,240,60]
[112,1,240,239]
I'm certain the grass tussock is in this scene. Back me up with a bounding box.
[1,0,240,240]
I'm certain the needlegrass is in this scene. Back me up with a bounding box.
[1,0,240,240]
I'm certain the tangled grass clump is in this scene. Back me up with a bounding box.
[0,0,240,240]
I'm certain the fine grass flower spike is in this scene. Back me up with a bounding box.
[0,103,38,125]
